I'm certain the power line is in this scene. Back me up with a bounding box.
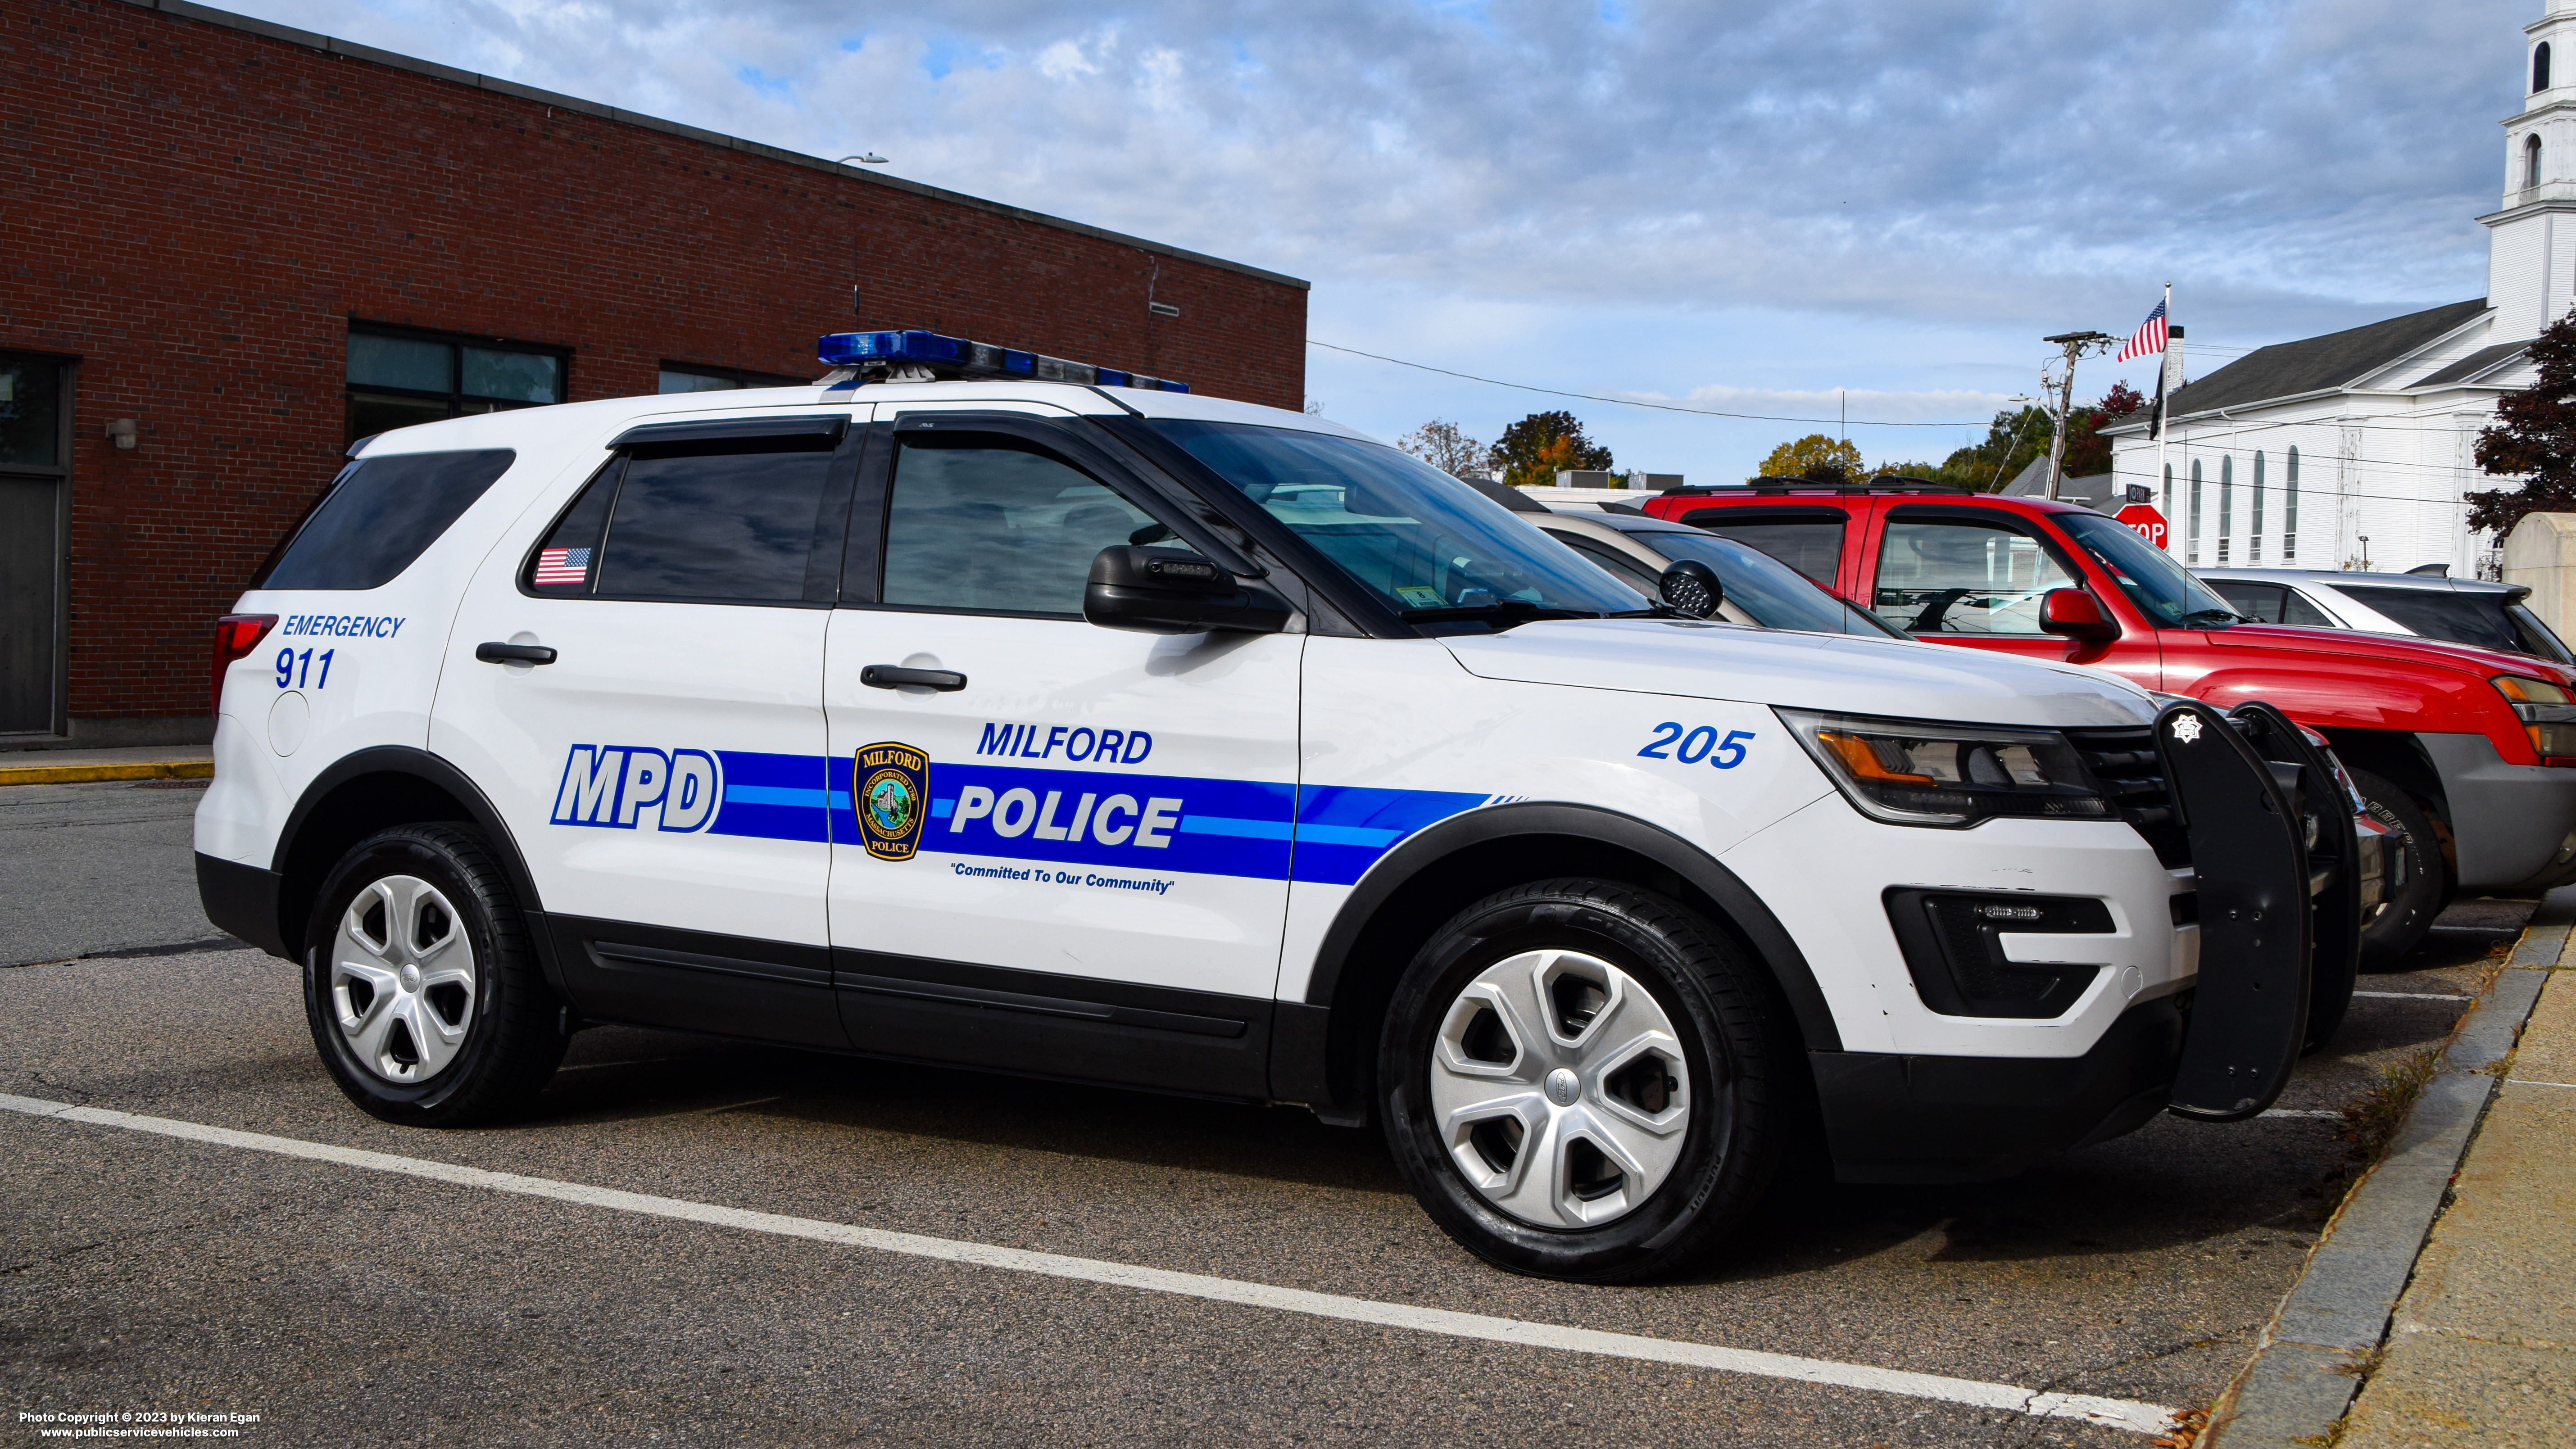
[1306,339,1995,428]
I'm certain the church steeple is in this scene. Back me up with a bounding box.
[2485,0,2576,337]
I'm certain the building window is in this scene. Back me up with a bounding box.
[2162,462,2174,539]
[2528,133,2546,192]
[2189,458,2203,564]
[657,362,812,394]
[2538,41,2553,94]
[345,324,567,446]
[2285,447,2299,561]
[2218,455,2234,564]
[2251,451,2267,563]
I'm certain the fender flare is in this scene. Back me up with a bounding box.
[272,745,549,961]
[1300,801,1842,1053]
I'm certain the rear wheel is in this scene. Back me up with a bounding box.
[1379,878,1794,1282]
[2351,770,2443,972]
[303,824,567,1125]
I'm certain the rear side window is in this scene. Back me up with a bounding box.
[261,449,514,590]
[529,438,838,603]
[2338,584,2576,661]
[1680,511,1844,586]
[2207,580,2286,622]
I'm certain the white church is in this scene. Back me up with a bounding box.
[2107,0,2576,579]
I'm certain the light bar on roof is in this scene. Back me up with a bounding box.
[816,329,1187,392]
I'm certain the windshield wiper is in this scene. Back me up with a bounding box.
[1400,599,1602,630]
[2177,607,2245,627]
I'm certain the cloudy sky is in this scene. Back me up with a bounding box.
[231,0,2538,479]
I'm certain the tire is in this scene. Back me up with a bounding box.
[2351,770,2444,972]
[1378,878,1796,1282]
[303,823,567,1126]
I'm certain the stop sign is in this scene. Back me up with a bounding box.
[2116,503,2169,551]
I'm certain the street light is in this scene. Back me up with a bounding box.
[835,153,889,166]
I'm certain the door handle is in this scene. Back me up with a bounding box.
[476,642,559,665]
[861,664,966,691]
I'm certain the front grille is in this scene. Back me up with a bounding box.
[2067,726,2189,867]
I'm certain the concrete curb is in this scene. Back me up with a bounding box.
[0,760,212,788]
[2205,912,2564,1447]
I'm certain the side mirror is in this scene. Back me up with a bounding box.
[2039,587,2120,642]
[1084,545,1289,636]
[1659,559,1723,619]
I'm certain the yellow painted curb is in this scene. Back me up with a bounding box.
[0,760,213,787]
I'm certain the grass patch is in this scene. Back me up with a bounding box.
[2333,1047,2442,1163]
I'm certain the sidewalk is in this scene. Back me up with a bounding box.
[2336,953,2576,1445]
[0,746,213,786]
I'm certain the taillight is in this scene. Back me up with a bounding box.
[211,614,278,715]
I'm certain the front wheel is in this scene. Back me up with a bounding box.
[1379,878,1795,1282]
[2351,770,2444,972]
[303,823,567,1126]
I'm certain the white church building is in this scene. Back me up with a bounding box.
[2107,0,2576,579]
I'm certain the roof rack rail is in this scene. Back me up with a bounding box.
[1655,475,1978,498]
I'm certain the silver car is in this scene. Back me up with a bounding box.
[2194,566,2575,665]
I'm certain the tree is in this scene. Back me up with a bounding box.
[1755,434,1864,482]
[1398,419,1487,477]
[2056,381,2144,480]
[1489,411,1611,489]
[2468,311,2576,536]
[1875,385,2141,492]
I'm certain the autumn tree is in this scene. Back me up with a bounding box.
[2468,311,2576,536]
[1490,411,1612,489]
[1755,434,1865,482]
[1876,385,2142,491]
[1399,419,1488,477]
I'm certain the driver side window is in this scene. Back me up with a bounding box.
[879,433,1184,617]
[1874,517,2079,634]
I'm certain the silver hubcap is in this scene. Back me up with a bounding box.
[331,874,476,1085]
[1430,949,1693,1228]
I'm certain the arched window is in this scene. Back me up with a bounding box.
[2163,462,2175,536]
[2528,133,2545,192]
[2284,447,2299,562]
[2538,41,2553,94]
[2218,455,2235,563]
[2251,451,2267,563]
[2189,459,2204,565]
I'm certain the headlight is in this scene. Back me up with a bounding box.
[1776,708,2113,828]
[2493,675,2576,760]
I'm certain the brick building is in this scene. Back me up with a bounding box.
[1,0,1310,748]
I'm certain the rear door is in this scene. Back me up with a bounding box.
[432,410,866,1046]
[819,409,1302,1097]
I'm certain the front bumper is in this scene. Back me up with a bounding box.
[2422,732,2576,890]
[1813,995,2184,1182]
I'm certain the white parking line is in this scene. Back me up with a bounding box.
[2258,1108,2342,1119]
[0,1092,2178,1436]
[2351,991,2472,1002]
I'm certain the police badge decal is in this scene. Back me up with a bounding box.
[856,742,929,860]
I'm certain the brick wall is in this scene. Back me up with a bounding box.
[1,0,1308,726]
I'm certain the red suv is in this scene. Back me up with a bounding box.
[1644,480,2576,964]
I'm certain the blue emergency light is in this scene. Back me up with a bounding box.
[817,329,1188,392]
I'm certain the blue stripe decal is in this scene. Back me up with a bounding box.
[667,750,1495,883]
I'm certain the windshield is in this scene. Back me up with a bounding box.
[2055,512,2241,627]
[1634,530,1906,638]
[1143,421,1647,623]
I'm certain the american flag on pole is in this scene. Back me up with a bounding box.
[2116,300,2169,363]
[533,547,591,586]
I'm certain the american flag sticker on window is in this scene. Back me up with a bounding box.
[533,547,591,585]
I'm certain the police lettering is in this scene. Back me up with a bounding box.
[974,722,1152,765]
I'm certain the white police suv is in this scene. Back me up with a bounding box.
[198,329,2363,1281]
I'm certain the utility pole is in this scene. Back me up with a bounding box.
[2040,330,2116,499]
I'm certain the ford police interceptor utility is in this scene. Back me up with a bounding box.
[197,329,2365,1281]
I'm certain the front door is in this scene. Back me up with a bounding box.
[1869,505,2156,691]
[822,412,1301,1096]
[431,409,865,1044]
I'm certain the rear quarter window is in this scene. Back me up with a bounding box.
[260,449,515,590]
[2336,584,2538,657]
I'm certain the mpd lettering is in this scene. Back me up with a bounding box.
[550,745,721,831]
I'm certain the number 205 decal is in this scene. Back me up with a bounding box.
[1638,723,1754,769]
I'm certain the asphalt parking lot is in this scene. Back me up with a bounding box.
[0,777,2520,1446]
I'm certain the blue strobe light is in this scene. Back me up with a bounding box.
[817,329,1187,392]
